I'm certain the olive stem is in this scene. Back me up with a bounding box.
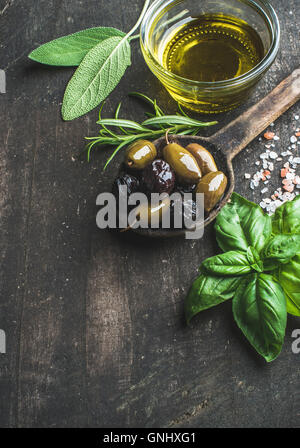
[129,34,140,41]
[165,128,171,145]
[120,216,139,232]
[120,225,132,233]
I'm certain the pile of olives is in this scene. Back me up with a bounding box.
[112,139,228,229]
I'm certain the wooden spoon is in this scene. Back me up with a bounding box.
[132,68,300,238]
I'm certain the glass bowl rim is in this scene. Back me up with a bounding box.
[140,0,280,88]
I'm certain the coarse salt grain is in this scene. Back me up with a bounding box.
[294,176,300,185]
[247,126,299,213]
[269,151,278,159]
[260,153,269,159]
[283,184,294,193]
[290,135,297,144]
[282,178,292,185]
[281,168,288,177]
[264,131,275,140]
[286,172,295,180]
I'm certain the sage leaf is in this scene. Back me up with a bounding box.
[62,36,131,121]
[202,251,258,276]
[185,274,241,324]
[215,193,272,254]
[29,27,125,66]
[233,273,287,362]
[277,254,300,316]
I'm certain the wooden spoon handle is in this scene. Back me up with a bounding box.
[210,68,300,161]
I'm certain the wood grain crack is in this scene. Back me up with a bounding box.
[0,0,14,16]
[167,398,211,427]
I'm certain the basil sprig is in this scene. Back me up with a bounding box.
[185,193,300,362]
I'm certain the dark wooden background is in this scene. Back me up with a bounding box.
[0,0,299,428]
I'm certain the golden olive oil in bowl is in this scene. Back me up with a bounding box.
[140,0,280,113]
[163,14,264,83]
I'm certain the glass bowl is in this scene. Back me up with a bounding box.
[140,0,280,113]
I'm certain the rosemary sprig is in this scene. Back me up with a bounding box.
[85,93,217,170]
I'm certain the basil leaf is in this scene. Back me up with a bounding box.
[247,246,264,272]
[271,196,300,315]
[215,193,272,254]
[185,274,241,324]
[62,36,131,121]
[202,250,262,276]
[272,195,300,235]
[263,234,300,264]
[233,273,287,362]
[263,260,281,272]
[277,254,300,316]
[29,27,125,66]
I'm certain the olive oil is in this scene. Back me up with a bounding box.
[163,14,265,83]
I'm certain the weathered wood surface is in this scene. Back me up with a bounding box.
[0,0,299,428]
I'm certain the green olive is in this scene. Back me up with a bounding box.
[196,171,228,213]
[186,143,218,175]
[163,143,201,184]
[128,197,171,228]
[125,140,157,170]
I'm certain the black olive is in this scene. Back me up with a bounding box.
[182,198,197,225]
[112,173,140,200]
[169,196,197,229]
[141,159,175,194]
[176,183,197,196]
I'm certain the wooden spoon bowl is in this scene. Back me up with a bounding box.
[131,68,300,238]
